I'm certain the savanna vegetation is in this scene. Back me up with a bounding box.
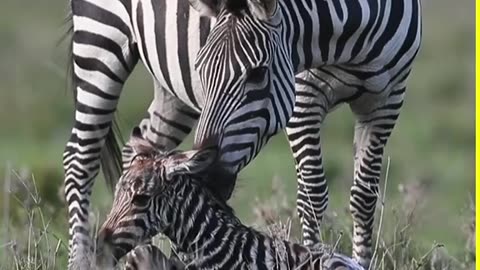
[0,0,475,269]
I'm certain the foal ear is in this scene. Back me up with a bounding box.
[189,0,220,17]
[163,146,219,180]
[247,0,278,21]
[126,127,156,156]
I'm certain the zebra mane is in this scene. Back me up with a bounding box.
[223,0,276,20]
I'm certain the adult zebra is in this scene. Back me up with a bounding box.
[186,0,421,268]
[63,0,421,269]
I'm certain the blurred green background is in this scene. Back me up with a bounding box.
[0,0,475,268]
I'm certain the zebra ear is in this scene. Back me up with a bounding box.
[189,0,220,17]
[127,127,155,155]
[164,147,219,180]
[247,0,278,21]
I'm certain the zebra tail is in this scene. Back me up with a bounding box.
[100,119,124,193]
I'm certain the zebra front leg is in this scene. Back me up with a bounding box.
[286,72,331,247]
[64,1,138,268]
[349,87,405,268]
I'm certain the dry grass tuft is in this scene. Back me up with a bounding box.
[0,164,476,270]
[1,165,68,270]
[251,162,475,270]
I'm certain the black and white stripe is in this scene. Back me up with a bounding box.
[124,244,184,270]
[188,0,421,267]
[97,136,364,270]
[63,0,421,268]
[64,1,205,268]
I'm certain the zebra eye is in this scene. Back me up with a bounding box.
[247,67,267,83]
[132,195,150,207]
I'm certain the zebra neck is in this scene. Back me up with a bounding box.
[163,180,241,254]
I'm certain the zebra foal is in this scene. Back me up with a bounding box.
[96,130,364,270]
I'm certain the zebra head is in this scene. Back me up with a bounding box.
[96,128,219,267]
[191,0,281,72]
[189,0,293,142]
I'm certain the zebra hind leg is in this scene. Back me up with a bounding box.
[65,0,139,267]
[349,86,406,268]
[286,70,331,247]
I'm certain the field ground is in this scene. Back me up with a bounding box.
[0,0,475,269]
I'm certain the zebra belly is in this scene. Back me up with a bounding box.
[131,0,211,111]
[296,66,391,116]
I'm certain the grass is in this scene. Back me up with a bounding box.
[1,169,68,270]
[248,160,475,270]
[0,0,475,268]
[0,163,475,269]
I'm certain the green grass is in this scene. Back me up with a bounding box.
[0,0,475,268]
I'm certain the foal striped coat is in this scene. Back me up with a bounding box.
[96,132,364,270]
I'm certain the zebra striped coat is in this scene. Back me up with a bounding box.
[65,0,421,268]
[124,244,184,270]
[97,133,364,270]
